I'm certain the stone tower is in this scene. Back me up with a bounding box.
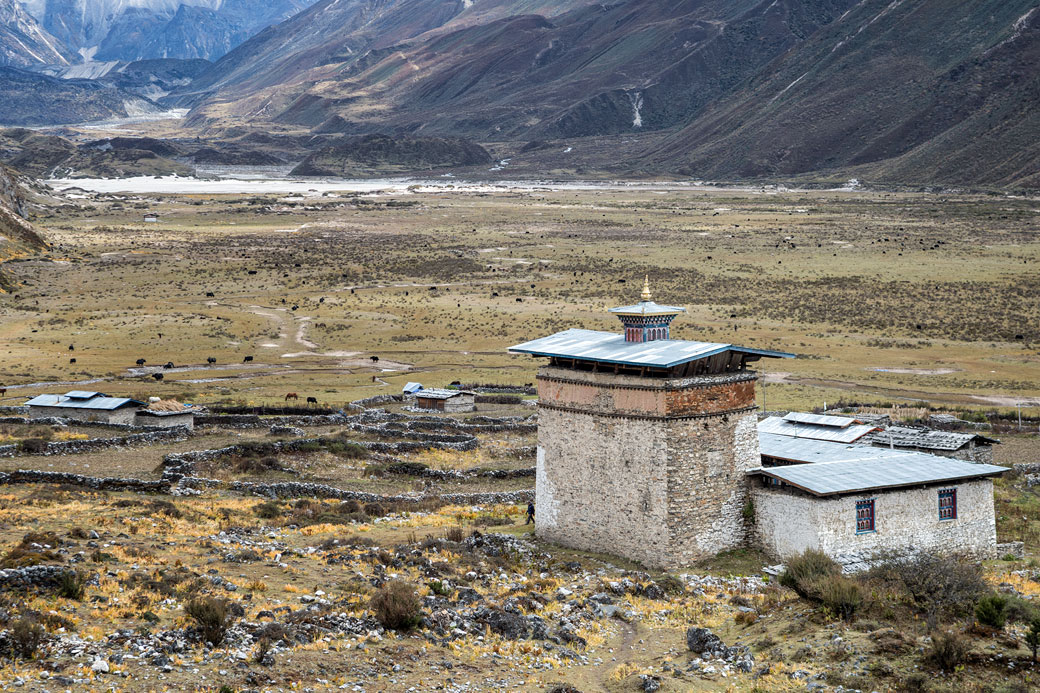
[509,281,792,569]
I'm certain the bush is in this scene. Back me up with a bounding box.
[975,593,1008,629]
[185,597,235,645]
[926,630,968,671]
[869,553,986,629]
[779,549,839,597]
[57,571,86,600]
[18,438,48,454]
[370,580,422,631]
[1026,617,1040,662]
[363,503,385,517]
[444,525,465,542]
[254,501,283,519]
[428,579,451,596]
[811,575,862,621]
[8,617,45,658]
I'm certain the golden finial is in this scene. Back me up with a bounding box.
[640,275,652,301]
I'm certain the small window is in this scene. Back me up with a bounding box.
[938,488,957,520]
[856,499,875,533]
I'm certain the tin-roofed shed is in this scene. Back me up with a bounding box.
[414,389,475,413]
[862,425,999,463]
[26,391,145,424]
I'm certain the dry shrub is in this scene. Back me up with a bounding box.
[56,571,86,600]
[444,525,465,542]
[185,597,236,645]
[810,575,862,621]
[370,580,422,631]
[779,549,838,597]
[926,630,968,670]
[868,553,986,628]
[8,617,44,659]
[1,532,61,568]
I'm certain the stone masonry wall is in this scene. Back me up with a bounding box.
[535,366,760,569]
[752,479,997,570]
[665,413,759,565]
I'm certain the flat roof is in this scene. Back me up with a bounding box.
[508,328,794,368]
[861,426,1000,451]
[25,393,144,410]
[783,412,858,428]
[759,416,879,444]
[749,454,1008,497]
[416,388,473,400]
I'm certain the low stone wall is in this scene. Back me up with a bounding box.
[0,565,73,589]
[0,415,183,432]
[349,395,402,410]
[195,413,351,428]
[0,426,189,458]
[178,477,533,505]
[0,406,28,415]
[0,470,169,493]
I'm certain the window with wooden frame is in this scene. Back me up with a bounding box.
[938,488,957,520]
[855,499,875,533]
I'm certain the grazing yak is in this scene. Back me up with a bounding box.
[243,356,254,362]
[306,397,318,404]
[153,373,163,381]
[164,362,174,369]
[136,358,147,366]
[207,357,217,365]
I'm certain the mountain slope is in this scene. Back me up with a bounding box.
[181,0,857,139]
[0,66,158,126]
[642,0,1040,188]
[22,0,317,63]
[0,0,74,67]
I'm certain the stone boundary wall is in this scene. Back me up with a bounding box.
[0,470,169,493]
[0,565,74,589]
[195,413,351,428]
[0,406,28,415]
[349,395,402,410]
[0,415,182,432]
[0,427,190,458]
[177,477,533,505]
[378,464,535,481]
[193,409,536,435]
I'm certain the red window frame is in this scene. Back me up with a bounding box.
[938,488,957,520]
[856,499,875,533]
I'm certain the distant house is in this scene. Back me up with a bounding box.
[861,426,999,463]
[134,400,197,430]
[402,382,423,396]
[414,388,475,413]
[25,391,145,424]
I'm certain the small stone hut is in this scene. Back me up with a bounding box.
[134,400,197,430]
[25,391,144,424]
[414,389,476,413]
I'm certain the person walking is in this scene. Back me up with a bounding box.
[525,501,535,525]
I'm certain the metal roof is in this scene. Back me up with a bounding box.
[608,300,686,316]
[416,389,473,400]
[508,329,794,368]
[403,382,423,394]
[25,393,144,410]
[783,412,858,428]
[861,426,1000,451]
[749,453,1008,497]
[65,390,104,399]
[759,432,909,465]
[759,417,879,444]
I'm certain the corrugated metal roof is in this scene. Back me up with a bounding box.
[508,329,794,368]
[25,394,144,410]
[783,412,856,428]
[758,432,909,464]
[608,301,685,316]
[861,426,999,451]
[749,453,1008,496]
[759,417,879,444]
[403,382,423,394]
[65,390,104,399]
[416,389,473,400]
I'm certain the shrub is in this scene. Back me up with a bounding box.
[1005,595,1039,624]
[428,579,451,596]
[370,580,422,631]
[869,553,986,629]
[975,593,1008,629]
[336,442,368,460]
[185,597,235,645]
[656,574,685,596]
[444,525,465,542]
[254,501,283,520]
[57,571,86,600]
[18,438,48,454]
[1026,618,1040,662]
[926,630,968,671]
[363,503,385,517]
[811,575,862,621]
[8,617,45,658]
[779,549,839,597]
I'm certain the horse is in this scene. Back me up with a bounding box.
[0,387,6,398]
[284,392,299,401]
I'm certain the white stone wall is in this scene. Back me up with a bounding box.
[753,478,997,568]
[535,406,672,567]
[28,406,137,425]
